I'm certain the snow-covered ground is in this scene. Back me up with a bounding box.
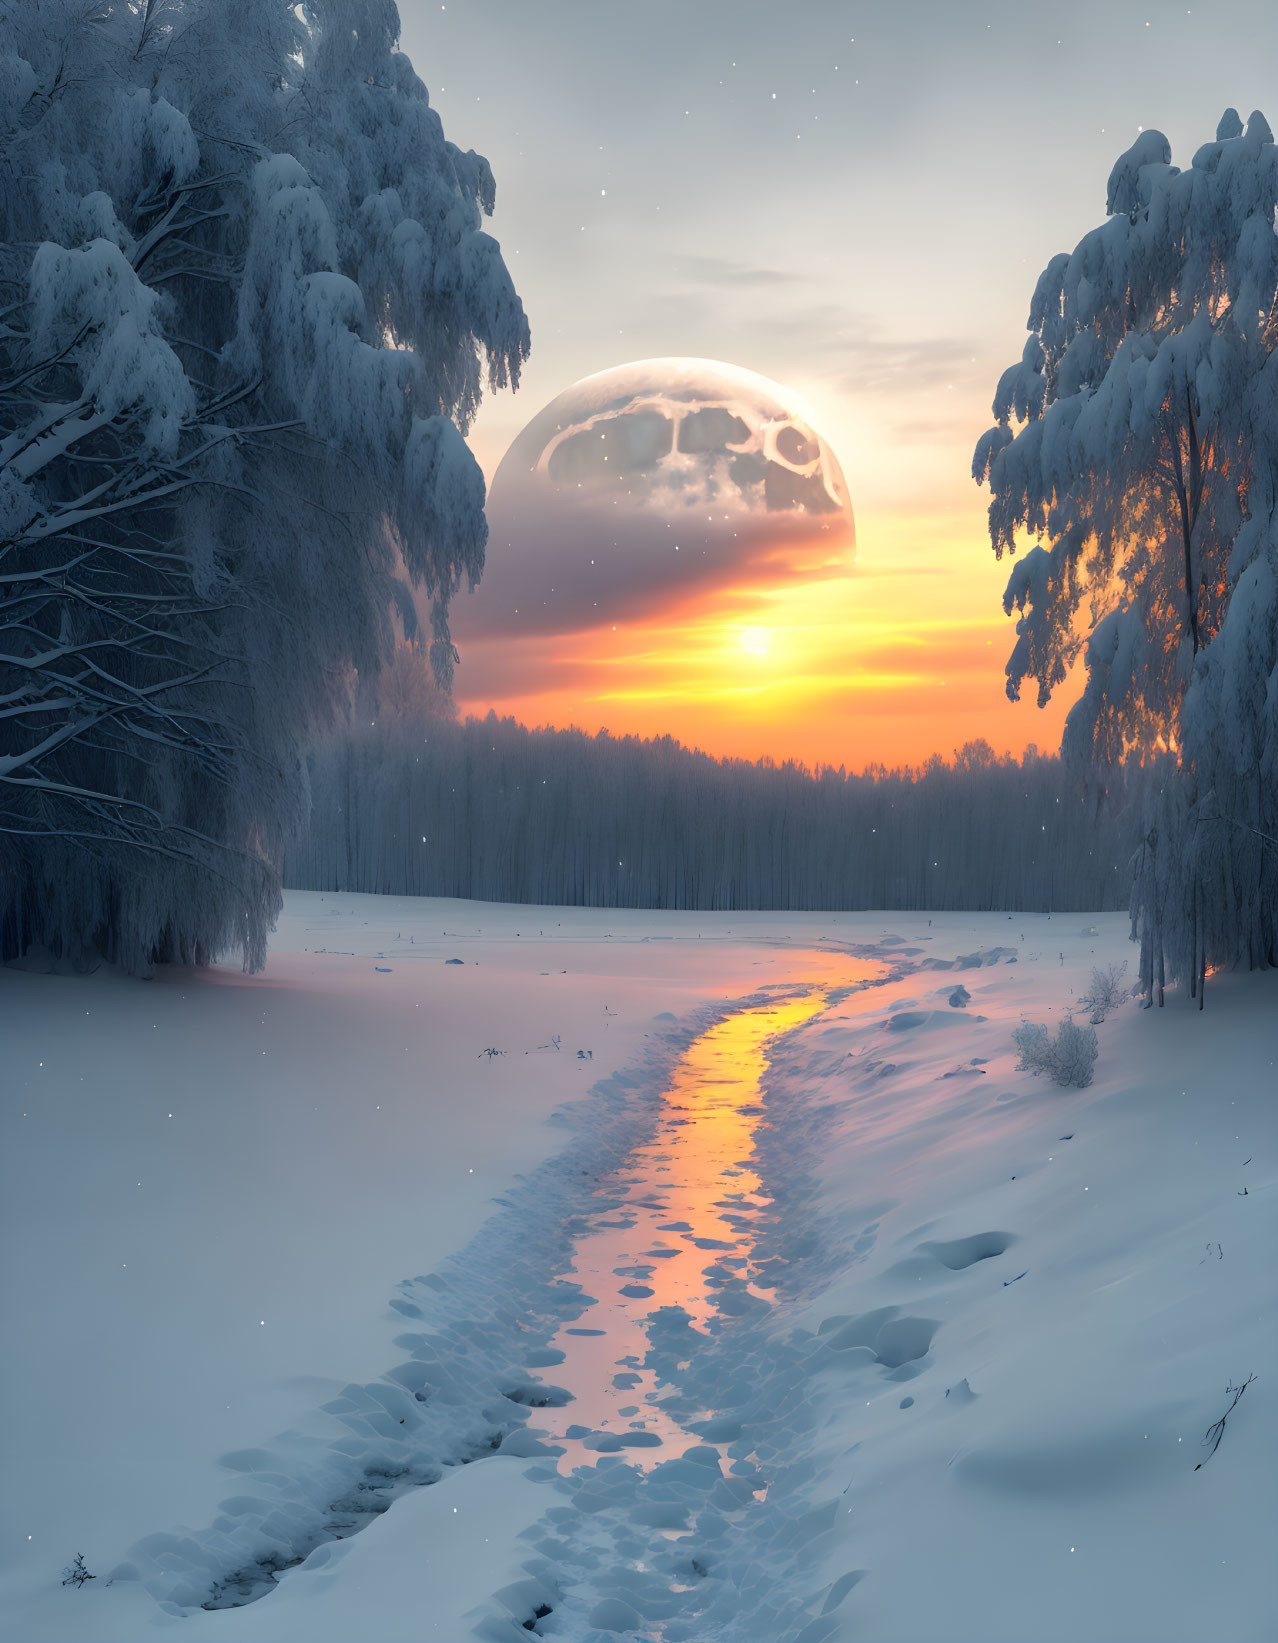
[1,894,1274,1641]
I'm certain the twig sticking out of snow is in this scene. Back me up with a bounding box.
[1195,1373,1256,1469]
[61,1554,95,1588]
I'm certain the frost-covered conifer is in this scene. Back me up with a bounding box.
[0,0,527,972]
[975,110,1278,1001]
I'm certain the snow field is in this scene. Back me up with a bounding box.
[2,897,1274,1640]
[772,929,1278,1642]
[0,893,911,1635]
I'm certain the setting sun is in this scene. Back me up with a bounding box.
[448,357,1082,770]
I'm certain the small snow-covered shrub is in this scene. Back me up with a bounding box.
[1013,1018,1098,1089]
[1081,960,1128,1023]
[1053,1018,1100,1086]
[1013,1023,1051,1071]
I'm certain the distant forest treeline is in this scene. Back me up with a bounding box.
[287,715,1142,912]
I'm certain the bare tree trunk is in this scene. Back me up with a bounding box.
[1190,894,1198,1000]
[1166,389,1203,654]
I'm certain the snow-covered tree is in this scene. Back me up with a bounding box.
[0,0,528,972]
[975,110,1278,1002]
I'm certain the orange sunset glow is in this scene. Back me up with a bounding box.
[447,356,1077,771]
[452,488,1073,772]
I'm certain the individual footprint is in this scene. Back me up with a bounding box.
[819,1307,939,1374]
[918,1231,1015,1270]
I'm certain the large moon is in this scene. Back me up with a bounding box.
[455,357,856,642]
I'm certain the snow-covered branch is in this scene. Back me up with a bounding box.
[1,0,528,974]
[976,109,1278,996]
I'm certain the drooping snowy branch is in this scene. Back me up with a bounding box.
[976,110,1278,997]
[0,0,528,972]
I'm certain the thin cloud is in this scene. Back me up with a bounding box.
[452,497,852,643]
[887,415,979,444]
[646,260,982,399]
[670,254,804,288]
[760,307,978,397]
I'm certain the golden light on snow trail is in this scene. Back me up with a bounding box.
[542,961,885,1473]
[634,992,828,1328]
